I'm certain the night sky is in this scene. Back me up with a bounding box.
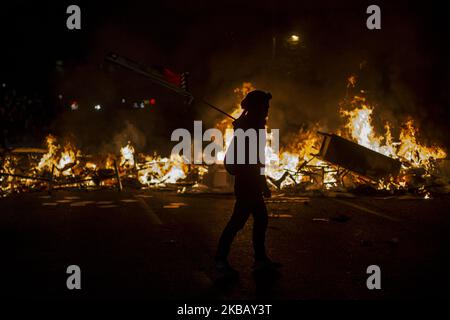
[1,0,449,152]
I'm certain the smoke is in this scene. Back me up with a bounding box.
[198,37,355,144]
[21,1,449,152]
[190,6,450,150]
[107,121,147,154]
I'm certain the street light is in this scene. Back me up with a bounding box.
[290,34,299,42]
[288,34,300,45]
[272,32,302,60]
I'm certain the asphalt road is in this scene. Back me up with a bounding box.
[1,189,450,300]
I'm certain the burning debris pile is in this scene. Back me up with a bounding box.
[0,135,116,195]
[1,81,449,198]
[0,135,193,196]
[262,79,448,197]
[335,92,448,195]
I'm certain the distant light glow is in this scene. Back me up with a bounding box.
[70,101,79,110]
[150,98,156,105]
[94,104,101,111]
[290,34,300,43]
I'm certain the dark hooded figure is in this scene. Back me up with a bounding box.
[215,90,281,275]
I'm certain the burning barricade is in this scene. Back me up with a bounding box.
[1,81,448,198]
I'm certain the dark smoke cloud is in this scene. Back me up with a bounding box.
[2,1,449,151]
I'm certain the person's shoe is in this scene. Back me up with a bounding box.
[253,258,282,271]
[214,260,239,277]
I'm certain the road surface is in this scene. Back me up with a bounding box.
[1,189,449,299]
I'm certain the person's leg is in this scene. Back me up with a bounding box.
[252,195,269,262]
[215,198,251,261]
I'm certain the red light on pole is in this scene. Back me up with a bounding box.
[149,98,156,105]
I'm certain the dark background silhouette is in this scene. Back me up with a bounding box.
[1,0,449,153]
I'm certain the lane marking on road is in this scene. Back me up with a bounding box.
[96,201,113,205]
[268,213,293,218]
[70,201,95,207]
[136,197,163,225]
[98,205,119,209]
[64,196,80,200]
[163,202,188,209]
[332,199,401,222]
[120,199,139,203]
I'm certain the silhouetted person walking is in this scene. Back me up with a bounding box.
[215,90,281,275]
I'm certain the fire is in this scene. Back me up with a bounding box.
[340,100,396,158]
[338,78,447,191]
[0,158,15,196]
[117,141,188,186]
[37,135,59,172]
[212,82,335,190]
[57,143,79,175]
[1,78,447,196]
[397,119,447,169]
[36,135,80,176]
[104,154,116,170]
[120,142,135,169]
[215,82,254,162]
[340,97,446,172]
[215,82,254,133]
[347,74,357,88]
[265,126,324,188]
[217,81,446,192]
[138,154,187,185]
